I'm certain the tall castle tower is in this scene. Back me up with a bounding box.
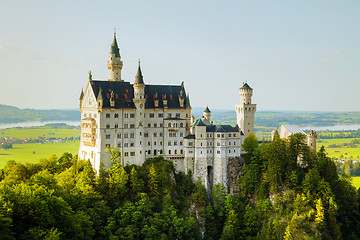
[107,32,123,81]
[307,130,317,151]
[235,82,256,138]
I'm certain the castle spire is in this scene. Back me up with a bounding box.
[110,31,120,58]
[134,60,144,85]
[107,31,123,81]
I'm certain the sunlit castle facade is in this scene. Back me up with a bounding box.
[79,34,257,190]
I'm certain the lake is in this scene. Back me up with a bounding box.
[0,121,80,129]
[301,124,360,131]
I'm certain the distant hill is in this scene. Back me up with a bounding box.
[0,104,80,123]
[191,107,360,127]
[1,104,359,127]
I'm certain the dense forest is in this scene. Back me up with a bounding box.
[1,134,360,239]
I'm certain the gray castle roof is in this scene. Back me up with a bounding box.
[90,80,189,109]
[206,125,238,132]
[240,82,253,90]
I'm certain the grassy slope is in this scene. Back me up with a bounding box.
[352,176,360,190]
[0,142,80,168]
[318,138,360,160]
[0,126,80,139]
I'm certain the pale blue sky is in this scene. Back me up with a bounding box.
[0,0,359,111]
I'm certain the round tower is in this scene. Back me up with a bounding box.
[239,82,253,105]
[235,82,256,138]
[203,107,211,123]
[307,130,317,151]
[107,32,123,81]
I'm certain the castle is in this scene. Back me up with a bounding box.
[79,34,257,191]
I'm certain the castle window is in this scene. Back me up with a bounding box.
[233,134,236,137]
[124,133,128,138]
[149,113,154,118]
[180,141,183,146]
[130,124,135,128]
[200,143,202,146]
[217,150,220,154]
[130,142,134,147]
[148,123,151,127]
[176,113,180,118]
[106,134,110,139]
[124,124,128,128]
[106,113,110,118]
[154,123,157,127]
[217,142,220,146]
[117,133,121,138]
[234,142,236,145]
[130,152,135,156]
[160,150,163,154]
[130,133,134,138]
[168,141,171,146]
[167,113,172,118]
[140,151,142,154]
[154,132,157,137]
[130,114,135,118]
[115,124,118,128]
[106,124,110,129]
[229,142,231,146]
[160,123,163,127]
[248,123,250,125]
[125,152,129,157]
[118,143,121,148]
[140,141,141,145]
[105,144,110,148]
[158,113,163,118]
[160,141,163,145]
[229,150,231,153]
[168,123,171,128]
[174,141,177,146]
[124,113,129,118]
[148,142,151,146]
[180,149,183,154]
[114,113,119,118]
[180,133,183,137]
[222,134,224,138]
[144,133,149,137]
[175,150,177,154]
[154,142,156,145]
[124,143,128,147]
[189,142,193,146]
[169,150,171,154]
[217,134,220,138]
[229,134,231,137]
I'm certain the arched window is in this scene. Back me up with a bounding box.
[168,122,171,128]
[180,123,184,128]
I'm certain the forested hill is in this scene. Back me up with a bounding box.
[0,104,79,123]
[1,134,360,239]
[192,107,360,127]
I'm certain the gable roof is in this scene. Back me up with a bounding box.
[90,80,189,109]
[206,125,238,132]
[281,125,306,135]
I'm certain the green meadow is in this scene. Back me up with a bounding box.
[318,138,360,160]
[0,126,80,139]
[352,176,360,190]
[0,141,80,168]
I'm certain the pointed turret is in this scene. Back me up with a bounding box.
[110,32,121,58]
[134,61,144,85]
[107,31,123,81]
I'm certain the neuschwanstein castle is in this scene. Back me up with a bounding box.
[79,34,260,191]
